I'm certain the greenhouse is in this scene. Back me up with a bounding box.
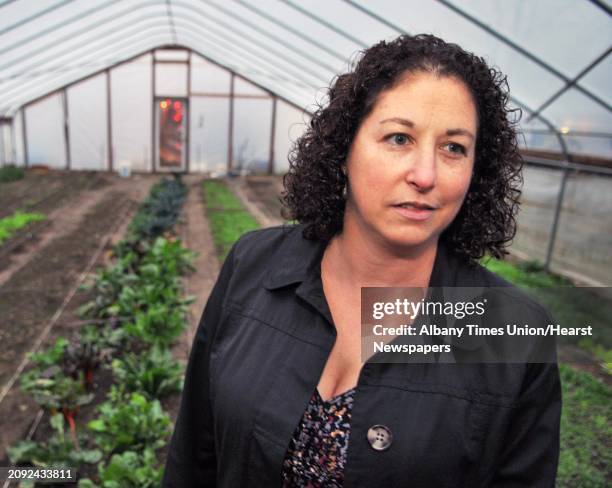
[0,1,610,487]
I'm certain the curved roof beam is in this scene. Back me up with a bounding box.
[0,5,325,99]
[2,0,333,91]
[233,0,347,63]
[6,21,314,115]
[174,0,334,83]
[0,1,162,72]
[179,37,314,113]
[433,0,611,113]
[333,0,570,140]
[10,31,311,119]
[588,0,612,16]
[172,15,324,88]
[281,0,368,48]
[4,36,168,115]
[341,0,410,35]
[200,0,338,73]
[165,0,178,45]
[527,48,611,122]
[2,19,172,99]
[0,0,75,37]
[0,0,18,9]
[0,0,124,58]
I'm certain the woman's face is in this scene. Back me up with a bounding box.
[344,70,478,252]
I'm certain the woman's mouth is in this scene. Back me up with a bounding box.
[391,202,437,221]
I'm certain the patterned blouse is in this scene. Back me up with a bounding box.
[281,387,356,487]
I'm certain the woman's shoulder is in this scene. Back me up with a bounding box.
[231,223,306,262]
[447,250,553,323]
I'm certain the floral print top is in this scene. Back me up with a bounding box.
[281,387,356,487]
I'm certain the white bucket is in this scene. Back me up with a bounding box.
[118,160,132,178]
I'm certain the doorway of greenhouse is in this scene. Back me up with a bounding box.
[155,97,188,172]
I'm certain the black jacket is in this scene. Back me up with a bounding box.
[163,224,561,487]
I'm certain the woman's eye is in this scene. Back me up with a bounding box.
[445,142,467,155]
[387,133,409,145]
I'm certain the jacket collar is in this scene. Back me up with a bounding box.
[263,225,327,290]
[262,225,485,352]
[262,224,465,290]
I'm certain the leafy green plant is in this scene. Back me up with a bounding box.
[202,180,260,261]
[78,257,139,319]
[122,178,187,245]
[124,305,187,347]
[141,236,195,276]
[88,392,170,455]
[57,328,114,389]
[557,364,612,487]
[78,448,162,488]
[21,369,93,434]
[20,339,94,433]
[79,324,127,361]
[9,413,102,469]
[0,210,46,244]
[111,346,183,400]
[0,164,25,183]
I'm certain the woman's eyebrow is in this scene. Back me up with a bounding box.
[380,117,414,127]
[380,117,474,140]
[446,128,475,140]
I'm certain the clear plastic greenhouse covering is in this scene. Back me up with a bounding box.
[0,0,610,173]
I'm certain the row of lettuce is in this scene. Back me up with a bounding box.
[9,177,192,487]
[0,211,46,245]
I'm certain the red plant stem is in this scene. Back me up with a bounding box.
[85,369,93,388]
[63,408,80,450]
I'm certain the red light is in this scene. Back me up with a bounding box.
[173,101,182,110]
[173,113,182,123]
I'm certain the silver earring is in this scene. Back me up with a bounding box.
[342,184,348,199]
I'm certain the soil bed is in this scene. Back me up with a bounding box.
[0,174,156,461]
[0,171,110,220]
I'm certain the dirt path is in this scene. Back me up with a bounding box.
[0,174,157,459]
[0,176,150,287]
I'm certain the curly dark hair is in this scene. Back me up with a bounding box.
[281,33,523,263]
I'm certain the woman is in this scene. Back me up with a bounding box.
[164,34,561,487]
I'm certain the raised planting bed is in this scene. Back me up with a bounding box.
[3,177,193,487]
[202,179,260,261]
[0,171,110,221]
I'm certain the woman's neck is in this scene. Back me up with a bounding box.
[323,220,438,289]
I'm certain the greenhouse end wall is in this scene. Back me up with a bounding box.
[2,47,308,175]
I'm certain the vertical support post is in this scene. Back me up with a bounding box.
[186,50,191,174]
[106,69,113,172]
[544,163,570,271]
[227,72,235,173]
[151,51,157,173]
[11,117,17,165]
[21,107,29,168]
[268,96,277,175]
[62,89,71,170]
[543,130,571,272]
[0,122,4,167]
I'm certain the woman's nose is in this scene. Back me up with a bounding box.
[404,147,436,191]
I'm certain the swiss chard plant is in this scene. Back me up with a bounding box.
[111,346,183,400]
[88,392,170,456]
[9,413,102,470]
[78,448,163,488]
[20,339,94,437]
